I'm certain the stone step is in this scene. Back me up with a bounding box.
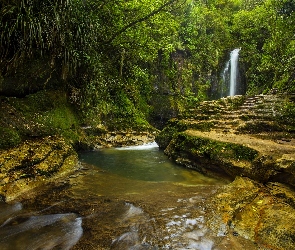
[182,95,289,125]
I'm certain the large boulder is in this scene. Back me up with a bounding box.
[0,136,78,201]
[206,177,295,250]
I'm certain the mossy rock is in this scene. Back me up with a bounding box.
[155,119,187,149]
[187,121,216,132]
[0,127,21,149]
[207,177,295,250]
[0,136,78,201]
[227,95,246,109]
[238,121,285,133]
[0,90,83,147]
[168,132,258,162]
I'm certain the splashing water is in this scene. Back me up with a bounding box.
[116,142,159,150]
[0,204,83,250]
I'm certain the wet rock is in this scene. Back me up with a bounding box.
[163,130,295,186]
[206,177,295,250]
[79,128,158,149]
[0,136,78,201]
[155,94,295,248]
[98,131,157,148]
[267,182,295,207]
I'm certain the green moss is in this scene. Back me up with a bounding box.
[188,121,215,131]
[81,89,155,132]
[150,93,195,129]
[276,100,295,127]
[36,106,78,130]
[155,119,187,149]
[175,132,258,161]
[238,121,284,133]
[0,127,21,149]
[8,90,54,114]
[1,90,82,147]
[240,114,250,121]
[226,95,246,110]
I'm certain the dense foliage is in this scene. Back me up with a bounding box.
[1,0,294,129]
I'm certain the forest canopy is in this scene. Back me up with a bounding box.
[0,0,295,126]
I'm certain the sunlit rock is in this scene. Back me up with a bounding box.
[0,136,79,201]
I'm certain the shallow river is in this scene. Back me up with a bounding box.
[0,143,258,249]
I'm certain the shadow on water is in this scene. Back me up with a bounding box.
[0,143,258,249]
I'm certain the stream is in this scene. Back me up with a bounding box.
[0,143,258,249]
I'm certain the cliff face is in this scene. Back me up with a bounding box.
[156,94,295,249]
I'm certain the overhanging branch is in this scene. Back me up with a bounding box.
[103,0,179,44]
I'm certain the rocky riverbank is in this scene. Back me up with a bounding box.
[2,91,295,249]
[156,94,295,249]
[0,131,156,202]
[0,90,157,201]
[0,136,79,201]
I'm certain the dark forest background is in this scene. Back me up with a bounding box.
[1,0,294,132]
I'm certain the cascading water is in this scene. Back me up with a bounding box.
[220,48,241,97]
[229,48,240,96]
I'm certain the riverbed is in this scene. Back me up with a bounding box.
[0,143,258,249]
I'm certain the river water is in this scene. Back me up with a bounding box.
[0,143,258,249]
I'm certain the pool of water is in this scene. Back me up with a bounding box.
[0,143,258,249]
[79,142,225,185]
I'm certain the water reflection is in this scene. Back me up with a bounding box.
[79,143,224,185]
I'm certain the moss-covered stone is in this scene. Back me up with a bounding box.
[206,177,295,250]
[0,90,83,147]
[0,127,21,149]
[155,119,187,149]
[159,94,295,186]
[237,121,285,133]
[0,136,78,201]
[170,132,258,161]
[163,131,263,181]
[157,94,295,249]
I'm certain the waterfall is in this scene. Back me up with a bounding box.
[229,48,240,96]
[220,48,241,98]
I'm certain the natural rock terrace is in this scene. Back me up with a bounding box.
[157,94,295,186]
[156,94,295,249]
